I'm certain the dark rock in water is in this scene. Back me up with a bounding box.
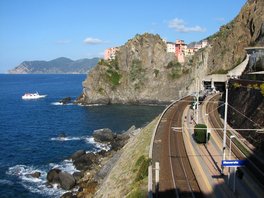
[93,128,115,143]
[60,192,77,198]
[59,97,72,105]
[70,150,86,161]
[111,140,126,151]
[73,171,84,182]
[97,150,108,157]
[30,172,41,178]
[47,168,61,183]
[58,172,76,190]
[73,153,96,171]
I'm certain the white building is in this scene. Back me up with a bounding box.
[202,40,208,48]
[166,42,176,53]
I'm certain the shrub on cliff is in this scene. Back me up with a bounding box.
[134,155,150,182]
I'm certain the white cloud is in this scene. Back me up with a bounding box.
[83,37,104,45]
[168,18,206,33]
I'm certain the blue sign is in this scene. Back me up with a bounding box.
[222,160,246,167]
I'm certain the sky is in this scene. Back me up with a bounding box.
[0,0,246,73]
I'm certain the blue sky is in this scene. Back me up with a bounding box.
[0,0,246,73]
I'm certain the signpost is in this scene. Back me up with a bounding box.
[222,160,246,167]
[222,160,246,192]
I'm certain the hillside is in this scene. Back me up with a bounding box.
[192,0,264,77]
[78,33,192,104]
[8,57,99,74]
[78,0,264,105]
[95,117,158,197]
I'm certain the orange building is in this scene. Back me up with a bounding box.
[104,47,119,60]
[175,40,186,63]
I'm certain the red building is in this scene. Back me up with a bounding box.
[175,40,186,63]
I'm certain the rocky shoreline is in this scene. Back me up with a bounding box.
[34,126,137,198]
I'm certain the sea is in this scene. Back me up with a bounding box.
[0,74,164,198]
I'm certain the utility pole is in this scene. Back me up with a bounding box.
[196,78,199,124]
[222,79,229,174]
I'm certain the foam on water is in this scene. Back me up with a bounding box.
[77,103,104,107]
[49,159,79,174]
[6,161,78,197]
[51,136,82,141]
[51,102,73,106]
[0,179,14,186]
[85,137,111,151]
[50,135,111,152]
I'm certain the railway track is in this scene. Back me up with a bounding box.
[206,94,264,186]
[152,97,202,198]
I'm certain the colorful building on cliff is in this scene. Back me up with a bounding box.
[175,40,187,63]
[166,42,176,53]
[104,47,119,60]
[165,39,208,63]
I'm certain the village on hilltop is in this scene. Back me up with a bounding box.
[104,38,208,63]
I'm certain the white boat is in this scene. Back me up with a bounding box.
[22,92,47,99]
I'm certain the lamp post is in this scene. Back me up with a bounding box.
[228,135,235,184]
[196,78,199,124]
[222,79,229,174]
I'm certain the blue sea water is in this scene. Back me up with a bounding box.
[0,74,164,198]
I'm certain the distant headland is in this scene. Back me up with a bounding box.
[8,57,99,74]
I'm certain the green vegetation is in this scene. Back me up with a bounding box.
[103,58,122,88]
[98,87,104,94]
[194,124,210,143]
[232,83,241,88]
[212,68,229,74]
[166,60,183,79]
[127,188,147,198]
[260,83,264,96]
[233,138,251,157]
[153,69,159,77]
[130,59,146,81]
[134,155,150,182]
[127,155,150,198]
[130,59,146,89]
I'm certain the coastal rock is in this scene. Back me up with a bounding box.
[73,171,84,182]
[73,153,97,171]
[93,128,115,143]
[60,192,77,198]
[29,171,41,178]
[70,150,86,161]
[59,97,72,105]
[47,168,61,183]
[58,172,76,190]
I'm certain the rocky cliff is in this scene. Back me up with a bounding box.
[79,33,192,104]
[9,57,99,74]
[227,79,264,153]
[191,0,264,80]
[79,0,264,105]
